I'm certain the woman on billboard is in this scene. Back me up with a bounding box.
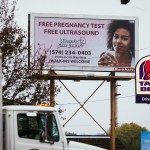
[98,20,135,67]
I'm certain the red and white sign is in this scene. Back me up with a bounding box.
[135,55,150,103]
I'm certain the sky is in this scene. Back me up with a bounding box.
[15,0,150,135]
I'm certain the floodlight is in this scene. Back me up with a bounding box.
[121,0,130,4]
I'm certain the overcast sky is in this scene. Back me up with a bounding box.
[15,0,150,135]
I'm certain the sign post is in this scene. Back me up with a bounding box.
[50,70,55,107]
[110,72,117,150]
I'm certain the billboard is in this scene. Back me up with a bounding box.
[135,56,150,103]
[141,131,150,150]
[28,13,138,72]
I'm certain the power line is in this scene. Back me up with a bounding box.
[128,4,150,15]
[138,47,150,51]
[57,94,135,106]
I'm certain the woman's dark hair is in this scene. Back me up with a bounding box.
[107,20,135,57]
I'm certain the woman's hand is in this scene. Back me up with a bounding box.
[98,52,118,67]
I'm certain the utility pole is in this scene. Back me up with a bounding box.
[0,48,3,150]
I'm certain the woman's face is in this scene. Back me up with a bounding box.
[112,28,131,53]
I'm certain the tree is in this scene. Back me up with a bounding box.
[115,123,148,150]
[0,0,60,105]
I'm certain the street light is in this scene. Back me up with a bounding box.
[121,0,130,4]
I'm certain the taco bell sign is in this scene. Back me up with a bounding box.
[135,55,150,103]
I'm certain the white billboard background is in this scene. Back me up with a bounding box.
[33,17,109,67]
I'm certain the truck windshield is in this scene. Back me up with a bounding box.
[17,112,59,142]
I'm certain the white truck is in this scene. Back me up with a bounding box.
[2,105,107,150]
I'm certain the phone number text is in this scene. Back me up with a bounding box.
[49,50,91,55]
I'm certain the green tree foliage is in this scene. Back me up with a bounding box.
[115,123,148,150]
[0,0,60,105]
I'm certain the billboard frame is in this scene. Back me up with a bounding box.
[28,13,139,73]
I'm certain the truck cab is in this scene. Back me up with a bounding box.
[3,105,107,150]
